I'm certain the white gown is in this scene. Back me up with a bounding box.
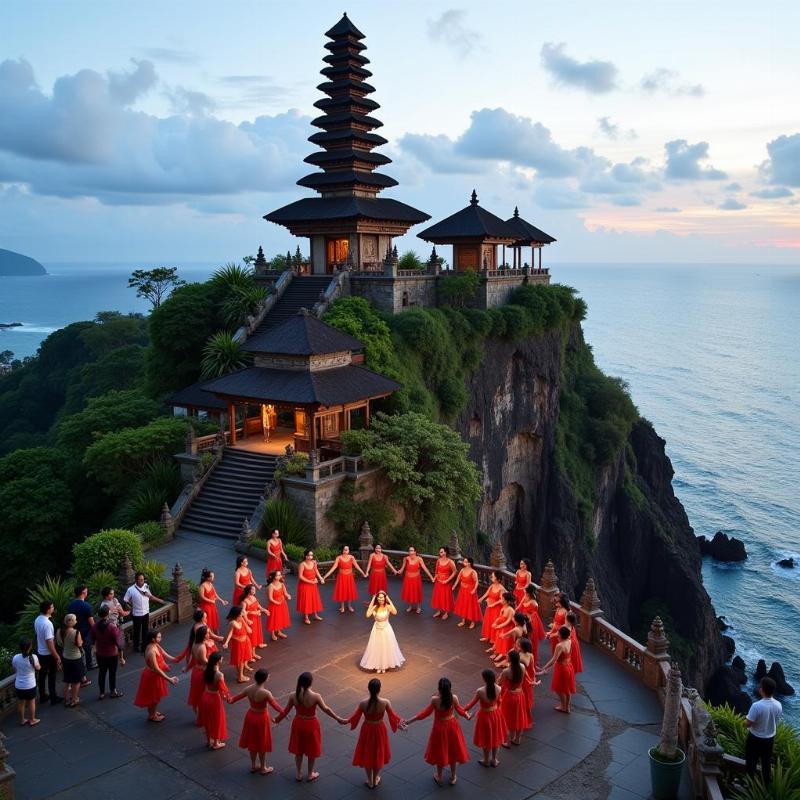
[359,607,405,671]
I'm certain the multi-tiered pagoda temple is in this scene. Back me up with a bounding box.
[265,14,430,273]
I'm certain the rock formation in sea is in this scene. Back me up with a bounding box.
[0,248,47,276]
[456,324,725,692]
[697,530,747,562]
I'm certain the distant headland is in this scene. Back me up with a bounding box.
[0,248,47,276]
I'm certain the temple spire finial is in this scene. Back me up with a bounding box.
[470,189,479,206]
[513,206,519,218]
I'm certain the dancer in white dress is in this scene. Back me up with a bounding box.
[360,592,405,673]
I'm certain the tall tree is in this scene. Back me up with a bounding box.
[128,267,186,308]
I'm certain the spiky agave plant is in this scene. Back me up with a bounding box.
[201,331,247,378]
[211,262,255,289]
[222,284,268,329]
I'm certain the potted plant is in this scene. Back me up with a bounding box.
[649,662,687,799]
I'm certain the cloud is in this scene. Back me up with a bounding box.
[640,68,705,96]
[596,116,637,140]
[397,133,483,174]
[655,206,681,212]
[168,87,216,116]
[724,182,742,192]
[217,75,291,107]
[719,197,747,210]
[750,186,793,199]
[426,10,481,58]
[664,139,727,180]
[541,43,618,93]
[760,133,800,186]
[0,58,311,203]
[533,180,589,209]
[139,47,200,64]
[610,195,642,206]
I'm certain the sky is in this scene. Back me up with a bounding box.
[1,0,798,265]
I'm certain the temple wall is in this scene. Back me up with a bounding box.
[475,273,550,310]
[349,275,438,313]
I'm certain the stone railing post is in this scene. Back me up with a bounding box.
[305,448,321,482]
[185,425,197,455]
[118,555,135,590]
[642,615,671,691]
[170,563,194,623]
[448,532,462,560]
[0,731,15,800]
[577,577,604,643]
[159,502,175,541]
[537,560,560,623]
[489,539,507,571]
[239,518,255,547]
[359,521,374,567]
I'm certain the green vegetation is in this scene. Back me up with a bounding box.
[397,250,424,270]
[326,482,394,545]
[274,453,309,479]
[133,520,166,548]
[201,331,247,378]
[15,576,73,640]
[262,498,311,548]
[437,269,479,307]
[71,529,144,583]
[128,267,185,309]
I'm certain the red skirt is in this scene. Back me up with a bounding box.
[368,570,388,596]
[430,582,454,613]
[513,588,525,607]
[333,572,358,603]
[229,636,253,668]
[453,587,482,621]
[493,622,515,655]
[288,715,322,758]
[401,574,423,605]
[134,669,168,708]
[248,614,264,648]
[239,708,273,753]
[352,720,392,770]
[199,691,227,740]
[481,603,501,640]
[423,717,469,766]
[198,600,219,633]
[296,582,323,615]
[531,611,546,643]
[266,555,282,577]
[551,660,576,695]
[187,665,205,711]
[570,630,584,674]
[267,600,290,632]
[473,705,507,749]
[501,688,529,732]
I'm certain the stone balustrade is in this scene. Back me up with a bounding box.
[312,271,349,317]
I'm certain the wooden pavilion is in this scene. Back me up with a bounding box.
[504,207,556,271]
[417,190,519,272]
[186,310,399,454]
[264,13,429,273]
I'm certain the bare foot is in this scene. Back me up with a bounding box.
[260,766,273,775]
[441,613,449,621]
[457,621,465,627]
[468,622,476,629]
[307,771,320,782]
[278,632,287,638]
[313,615,323,621]
[271,634,278,641]
[432,611,441,619]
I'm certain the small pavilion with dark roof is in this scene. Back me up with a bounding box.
[172,310,399,453]
[418,190,520,272]
[504,206,556,271]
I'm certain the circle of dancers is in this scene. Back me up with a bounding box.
[28,532,584,789]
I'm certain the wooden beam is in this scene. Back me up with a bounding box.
[228,402,237,445]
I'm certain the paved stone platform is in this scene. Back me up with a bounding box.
[3,533,692,799]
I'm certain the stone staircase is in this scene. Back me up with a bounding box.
[254,274,334,334]
[178,449,277,539]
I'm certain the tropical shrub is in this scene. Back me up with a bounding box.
[262,499,311,548]
[210,263,255,290]
[285,543,305,563]
[87,570,118,607]
[398,250,424,270]
[201,331,247,378]
[437,270,479,307]
[222,285,268,330]
[142,559,170,601]
[0,646,14,679]
[326,482,394,544]
[133,521,165,548]
[71,529,144,583]
[15,576,73,639]
[274,453,308,480]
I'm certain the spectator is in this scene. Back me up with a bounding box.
[34,600,61,706]
[66,584,95,676]
[56,614,85,707]
[99,586,129,627]
[745,676,783,784]
[123,572,165,653]
[91,605,125,699]
[12,638,40,726]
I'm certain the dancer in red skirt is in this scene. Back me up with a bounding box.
[133,630,178,722]
[547,593,571,653]
[266,570,291,641]
[296,550,325,625]
[348,678,403,789]
[265,529,288,578]
[517,638,537,726]
[464,669,507,768]
[516,583,546,650]
[566,611,584,674]
[232,556,261,606]
[230,667,283,774]
[398,545,434,614]
[198,568,227,634]
[222,606,254,683]
[453,557,482,629]
[365,544,397,596]
[512,559,532,606]
[493,612,530,666]
[498,651,530,746]
[176,608,223,664]
[274,671,347,783]
[538,626,576,713]
[404,677,471,786]
[240,584,269,656]
[323,544,366,614]
[478,571,504,643]
[431,546,457,620]
[185,626,212,722]
[488,593,516,659]
[198,652,232,749]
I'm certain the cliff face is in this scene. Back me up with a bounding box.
[457,323,725,691]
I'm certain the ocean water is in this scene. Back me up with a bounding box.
[1,261,798,723]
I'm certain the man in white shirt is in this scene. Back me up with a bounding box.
[33,600,62,705]
[123,572,165,653]
[745,676,783,784]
